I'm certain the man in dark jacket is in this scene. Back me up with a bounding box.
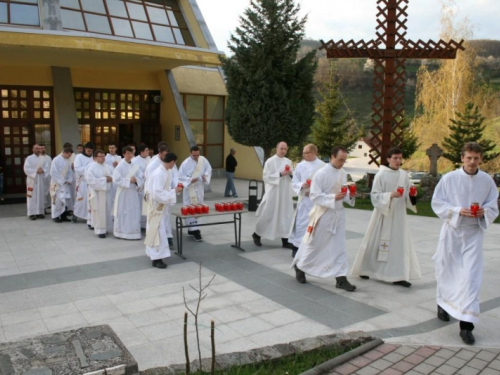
[225,149,238,197]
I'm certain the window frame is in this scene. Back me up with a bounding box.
[0,0,41,27]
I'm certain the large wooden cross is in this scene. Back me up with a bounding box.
[320,0,464,165]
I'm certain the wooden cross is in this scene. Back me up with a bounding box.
[319,0,464,165]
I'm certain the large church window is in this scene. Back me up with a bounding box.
[0,0,40,26]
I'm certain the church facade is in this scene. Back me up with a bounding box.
[0,0,261,195]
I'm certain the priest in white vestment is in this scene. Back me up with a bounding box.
[288,144,325,257]
[73,142,94,225]
[50,147,74,223]
[291,146,357,291]
[178,146,212,242]
[431,142,499,345]
[113,146,144,240]
[40,145,52,214]
[24,144,49,220]
[253,142,295,248]
[144,153,182,268]
[351,147,421,287]
[132,144,151,230]
[87,150,114,238]
[105,144,122,168]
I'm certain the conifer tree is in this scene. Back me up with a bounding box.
[442,102,499,165]
[220,0,317,163]
[396,116,420,160]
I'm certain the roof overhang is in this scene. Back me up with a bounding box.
[0,29,224,72]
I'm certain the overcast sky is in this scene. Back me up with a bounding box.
[197,0,500,55]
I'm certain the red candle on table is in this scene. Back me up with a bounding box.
[470,202,479,217]
[341,185,348,194]
[410,185,417,196]
[237,202,244,210]
[224,202,231,211]
[181,206,189,216]
[188,205,196,215]
[397,186,404,196]
[202,204,209,214]
[195,205,203,214]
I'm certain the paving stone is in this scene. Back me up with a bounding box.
[435,349,457,360]
[406,354,427,365]
[383,352,406,364]
[402,371,420,375]
[480,369,500,375]
[489,360,500,371]
[363,349,386,361]
[456,366,480,375]
[349,356,373,368]
[467,358,489,371]
[446,356,468,369]
[392,361,415,373]
[434,364,458,375]
[475,350,498,363]
[455,350,477,361]
[380,369,403,375]
[395,346,417,356]
[414,347,439,358]
[412,362,437,375]
[370,358,393,371]
[356,366,381,375]
[485,349,500,355]
[376,344,399,354]
[334,362,359,375]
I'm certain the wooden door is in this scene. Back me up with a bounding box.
[93,124,119,153]
[0,123,32,194]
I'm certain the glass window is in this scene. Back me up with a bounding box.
[206,146,223,168]
[132,21,153,40]
[107,0,128,17]
[127,3,147,21]
[81,0,106,14]
[191,121,204,144]
[166,10,177,26]
[207,121,223,144]
[60,0,80,9]
[85,13,111,34]
[112,18,134,37]
[147,6,168,24]
[10,4,40,26]
[152,25,175,43]
[207,96,224,119]
[186,95,204,119]
[61,10,86,30]
[173,28,184,44]
[0,3,7,23]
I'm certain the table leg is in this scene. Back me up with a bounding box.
[231,213,244,251]
[175,216,186,260]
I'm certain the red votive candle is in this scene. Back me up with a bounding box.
[397,186,404,196]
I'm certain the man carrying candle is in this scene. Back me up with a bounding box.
[288,144,325,257]
[431,142,498,345]
[252,141,294,248]
[351,147,421,288]
[291,146,356,291]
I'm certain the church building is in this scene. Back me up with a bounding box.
[0,0,261,196]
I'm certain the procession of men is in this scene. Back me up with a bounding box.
[22,139,498,345]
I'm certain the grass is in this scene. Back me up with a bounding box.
[345,198,500,224]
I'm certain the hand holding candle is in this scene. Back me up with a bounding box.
[470,202,480,217]
[397,186,404,197]
[409,185,417,197]
[348,184,357,196]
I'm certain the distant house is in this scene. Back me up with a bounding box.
[350,138,373,158]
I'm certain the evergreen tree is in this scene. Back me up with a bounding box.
[395,116,421,160]
[312,65,360,159]
[220,0,317,163]
[442,102,499,165]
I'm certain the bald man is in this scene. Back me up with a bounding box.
[253,142,295,248]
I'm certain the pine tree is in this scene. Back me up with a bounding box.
[442,102,499,165]
[395,116,420,160]
[312,64,360,159]
[220,0,317,163]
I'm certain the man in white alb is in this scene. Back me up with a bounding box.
[40,144,52,214]
[178,146,212,242]
[252,142,294,248]
[292,146,357,291]
[288,144,325,257]
[144,152,182,269]
[24,143,49,220]
[133,144,151,230]
[113,146,144,240]
[351,147,421,287]
[432,142,498,345]
[73,142,94,226]
[105,143,121,168]
[87,150,114,238]
[50,147,74,223]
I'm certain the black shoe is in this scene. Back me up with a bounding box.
[393,280,411,287]
[437,305,450,322]
[294,265,306,284]
[61,216,71,222]
[193,231,202,242]
[88,224,94,230]
[252,233,262,247]
[336,276,356,292]
[53,217,62,223]
[187,230,196,237]
[36,214,45,219]
[98,234,106,239]
[282,238,293,249]
[71,215,77,223]
[152,260,167,269]
[460,330,475,345]
[360,275,370,279]
[233,195,238,198]
[291,246,298,258]
[168,238,174,249]
[29,215,36,220]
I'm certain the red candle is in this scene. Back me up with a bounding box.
[177,182,184,189]
[195,205,203,214]
[188,205,196,215]
[349,184,357,195]
[181,206,189,216]
[470,202,479,217]
[224,202,231,211]
[341,185,348,194]
[397,186,404,196]
[306,179,311,187]
[285,165,290,171]
[237,202,244,210]
[202,204,209,214]
[410,185,417,196]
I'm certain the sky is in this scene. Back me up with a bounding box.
[196,0,500,55]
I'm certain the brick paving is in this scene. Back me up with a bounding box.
[328,344,500,375]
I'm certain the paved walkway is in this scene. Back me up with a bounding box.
[1,178,500,372]
[329,343,500,375]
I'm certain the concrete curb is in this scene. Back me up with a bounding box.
[298,337,384,375]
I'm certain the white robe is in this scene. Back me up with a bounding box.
[292,164,355,278]
[73,154,93,220]
[133,156,151,229]
[113,160,144,240]
[431,168,499,323]
[178,156,212,231]
[145,166,177,260]
[87,162,114,235]
[24,154,49,216]
[41,155,52,209]
[50,155,74,218]
[105,154,121,207]
[255,155,295,240]
[351,166,421,282]
[288,158,325,247]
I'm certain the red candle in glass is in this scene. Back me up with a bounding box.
[195,205,203,214]
[202,204,209,214]
[410,185,417,196]
[470,202,479,217]
[349,184,357,195]
[285,165,290,171]
[181,206,189,216]
[230,202,237,211]
[397,186,404,196]
[341,185,348,194]
[215,202,220,212]
[177,182,183,189]
[188,205,196,215]
[237,202,244,210]
[306,179,311,187]
[224,202,231,211]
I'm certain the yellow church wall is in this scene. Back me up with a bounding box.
[70,69,160,90]
[179,0,209,50]
[0,66,52,86]
[172,68,227,96]
[224,129,263,181]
